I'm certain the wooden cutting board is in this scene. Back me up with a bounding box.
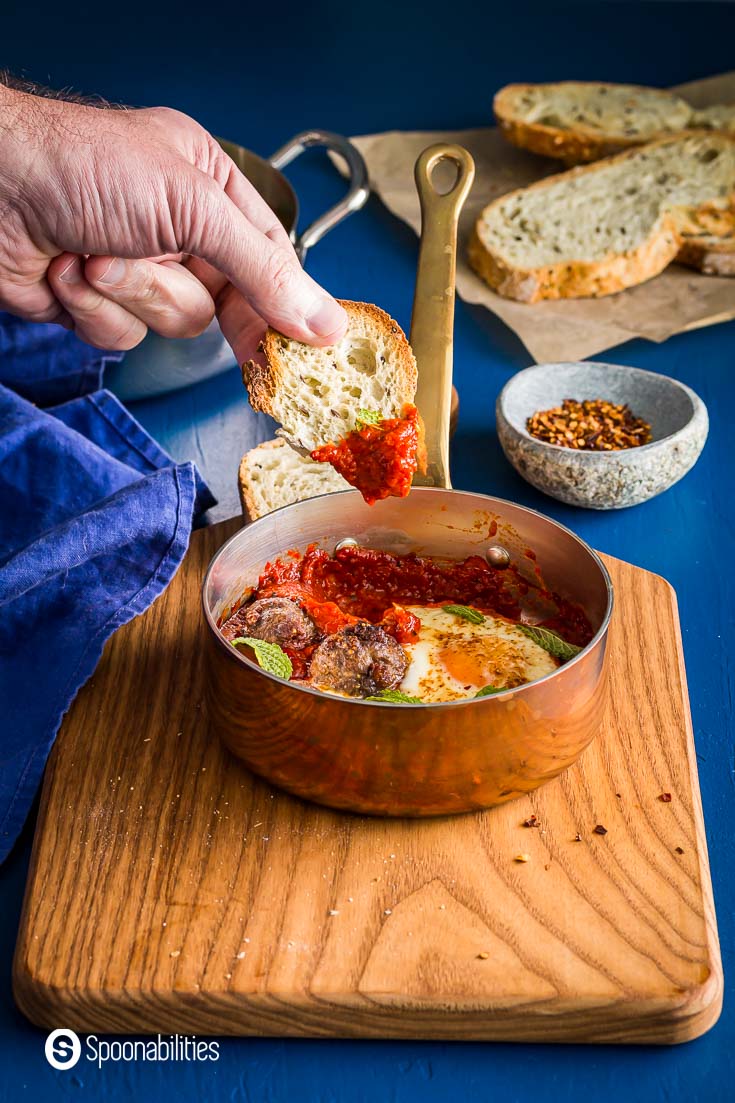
[14,519,722,1043]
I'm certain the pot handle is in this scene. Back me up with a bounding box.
[410,144,475,490]
[269,130,370,263]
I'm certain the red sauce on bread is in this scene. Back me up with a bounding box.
[311,404,424,505]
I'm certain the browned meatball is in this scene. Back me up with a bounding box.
[309,622,408,697]
[221,596,317,649]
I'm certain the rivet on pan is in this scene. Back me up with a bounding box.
[486,545,511,569]
[335,537,359,552]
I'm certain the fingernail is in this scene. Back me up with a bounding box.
[98,258,126,285]
[306,297,347,339]
[58,258,80,284]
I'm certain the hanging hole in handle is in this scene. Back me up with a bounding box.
[429,157,461,196]
[416,145,474,206]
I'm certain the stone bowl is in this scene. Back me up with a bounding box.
[496,362,708,509]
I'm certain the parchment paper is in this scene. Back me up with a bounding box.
[346,73,735,363]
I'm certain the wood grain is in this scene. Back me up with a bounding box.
[13,519,722,1043]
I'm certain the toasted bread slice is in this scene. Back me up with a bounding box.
[468,133,735,302]
[238,389,461,522]
[238,438,350,521]
[242,300,418,452]
[494,81,735,165]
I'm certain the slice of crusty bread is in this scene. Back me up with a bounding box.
[242,300,417,453]
[494,81,735,165]
[238,438,350,520]
[238,388,462,521]
[468,133,735,302]
[676,206,735,276]
[678,233,735,277]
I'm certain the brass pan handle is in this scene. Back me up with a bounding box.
[410,144,475,489]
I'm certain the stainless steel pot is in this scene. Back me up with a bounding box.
[110,130,369,400]
[202,144,613,817]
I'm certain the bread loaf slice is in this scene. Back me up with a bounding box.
[494,81,735,164]
[468,133,735,302]
[242,300,417,452]
[238,438,350,521]
[676,206,735,276]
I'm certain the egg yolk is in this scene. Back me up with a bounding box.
[438,637,525,689]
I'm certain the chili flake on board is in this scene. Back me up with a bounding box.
[526,398,652,451]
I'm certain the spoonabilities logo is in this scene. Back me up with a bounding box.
[45,1028,81,1070]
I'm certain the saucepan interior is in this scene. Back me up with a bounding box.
[202,488,613,815]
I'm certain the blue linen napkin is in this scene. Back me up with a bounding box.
[0,314,215,862]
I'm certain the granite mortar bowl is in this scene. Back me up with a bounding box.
[496,362,709,509]
[203,488,612,817]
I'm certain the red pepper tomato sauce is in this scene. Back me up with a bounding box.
[310,404,423,505]
[247,543,593,680]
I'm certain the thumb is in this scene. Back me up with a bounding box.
[178,169,347,346]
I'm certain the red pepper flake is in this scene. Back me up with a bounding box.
[593,824,608,836]
[526,398,652,451]
[675,846,685,855]
[659,792,672,803]
[522,815,539,828]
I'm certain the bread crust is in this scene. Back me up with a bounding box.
[677,238,735,276]
[676,206,735,276]
[238,439,283,522]
[242,299,416,422]
[493,81,731,166]
[468,218,680,303]
[469,136,735,302]
[241,359,276,418]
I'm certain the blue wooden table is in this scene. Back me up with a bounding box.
[2,2,733,1099]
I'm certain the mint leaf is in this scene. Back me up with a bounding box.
[475,685,503,698]
[356,408,382,429]
[365,688,423,704]
[442,604,485,625]
[230,637,293,679]
[518,624,582,661]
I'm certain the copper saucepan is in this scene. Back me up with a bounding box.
[202,145,613,817]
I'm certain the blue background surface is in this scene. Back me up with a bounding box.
[1,1,734,1099]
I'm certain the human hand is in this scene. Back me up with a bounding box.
[0,85,347,361]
